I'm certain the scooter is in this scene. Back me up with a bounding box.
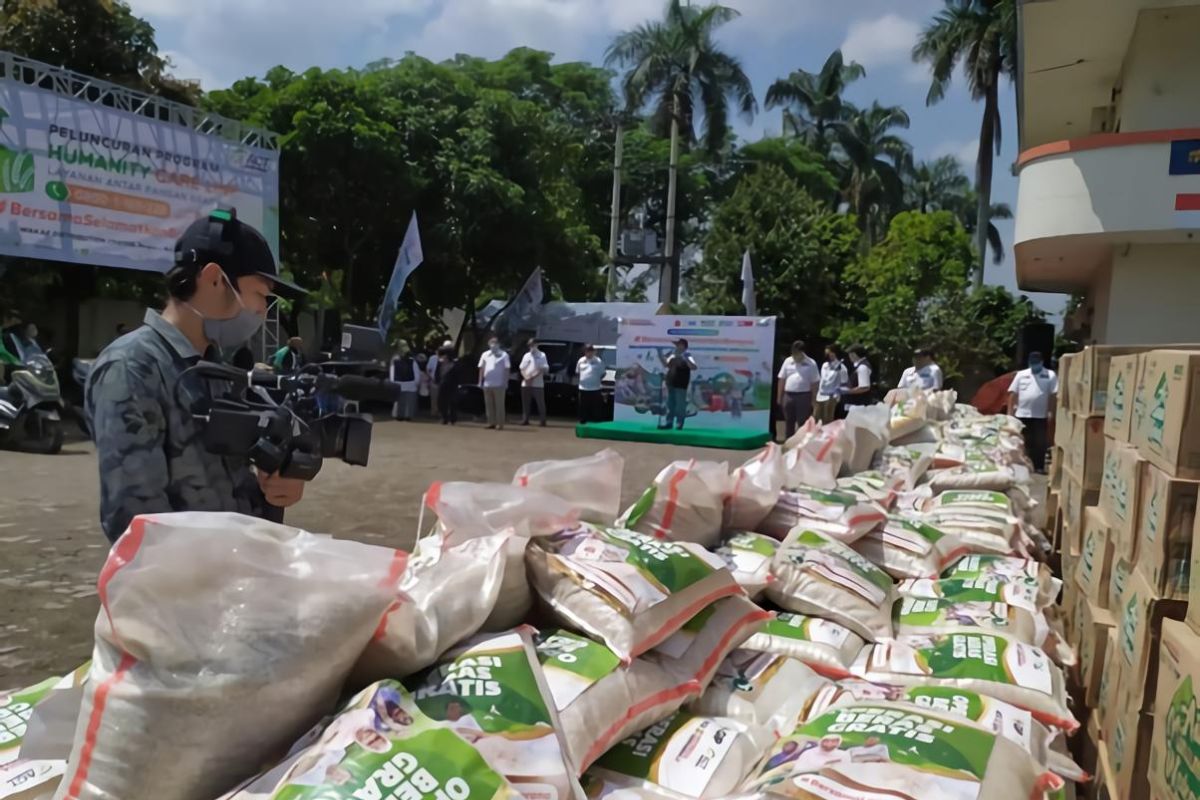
[0,334,64,453]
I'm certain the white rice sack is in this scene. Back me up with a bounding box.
[526,525,740,662]
[926,389,958,421]
[741,612,866,680]
[876,444,935,490]
[850,633,1078,732]
[782,420,848,490]
[758,487,887,543]
[57,513,404,800]
[588,710,771,800]
[852,516,967,580]
[931,441,969,469]
[887,392,930,442]
[893,596,1042,646]
[746,702,1064,800]
[354,533,510,684]
[725,445,785,531]
[834,471,902,508]
[423,480,581,542]
[536,631,695,775]
[513,448,625,524]
[619,460,730,547]
[912,506,1021,555]
[941,555,1062,609]
[765,528,894,641]
[925,488,1014,515]
[714,532,778,599]
[926,461,1031,493]
[645,595,771,689]
[842,405,890,474]
[896,577,1044,614]
[692,651,827,738]
[222,680,524,800]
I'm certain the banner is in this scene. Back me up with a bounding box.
[0,81,279,272]
[614,315,776,431]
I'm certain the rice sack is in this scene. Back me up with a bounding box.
[910,506,1020,556]
[782,419,848,490]
[714,532,778,599]
[765,529,894,641]
[513,448,624,524]
[876,445,934,490]
[759,487,887,543]
[926,460,1032,493]
[692,651,827,737]
[834,471,902,509]
[741,612,866,679]
[896,577,1043,614]
[941,554,1062,608]
[618,460,730,548]
[852,516,967,580]
[726,445,785,532]
[645,596,771,688]
[893,596,1043,646]
[924,489,1014,516]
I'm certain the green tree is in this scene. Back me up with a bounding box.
[913,0,1018,287]
[905,155,970,213]
[765,50,865,155]
[951,190,1013,264]
[728,137,840,207]
[840,210,973,383]
[693,164,860,346]
[924,285,1046,382]
[832,102,913,247]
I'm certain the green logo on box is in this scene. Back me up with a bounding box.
[1149,374,1168,448]
[1164,676,1200,799]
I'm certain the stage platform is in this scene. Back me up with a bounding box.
[575,421,770,450]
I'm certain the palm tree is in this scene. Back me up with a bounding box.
[906,155,971,213]
[953,190,1013,264]
[832,102,913,247]
[913,0,1017,287]
[765,50,866,155]
[605,0,756,302]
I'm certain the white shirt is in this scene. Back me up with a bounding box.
[577,356,605,391]
[427,353,439,378]
[853,360,871,390]
[898,364,944,391]
[1008,368,1058,419]
[817,361,848,402]
[520,350,549,388]
[778,355,820,393]
[477,349,511,388]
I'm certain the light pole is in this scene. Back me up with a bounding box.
[660,97,681,305]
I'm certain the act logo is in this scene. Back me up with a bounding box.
[1149,373,1168,448]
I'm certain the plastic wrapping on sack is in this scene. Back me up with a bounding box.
[913,505,1021,556]
[764,528,894,641]
[852,516,967,580]
[834,471,902,509]
[643,596,771,688]
[714,533,777,599]
[849,633,1078,732]
[725,445,785,531]
[691,651,827,738]
[842,405,890,475]
[875,445,935,491]
[941,554,1063,609]
[926,460,1032,493]
[221,680,523,800]
[588,710,771,800]
[619,460,730,547]
[741,612,866,679]
[782,420,848,490]
[897,577,1044,613]
[513,449,625,525]
[424,481,582,543]
[526,525,740,663]
[758,486,887,543]
[924,489,1014,516]
[887,391,930,442]
[747,701,1063,800]
[926,389,958,421]
[354,532,509,684]
[56,512,406,800]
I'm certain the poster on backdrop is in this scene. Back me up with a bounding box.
[615,315,776,431]
[0,81,279,272]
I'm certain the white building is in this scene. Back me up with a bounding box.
[1015,0,1200,344]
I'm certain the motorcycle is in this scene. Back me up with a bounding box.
[0,334,65,453]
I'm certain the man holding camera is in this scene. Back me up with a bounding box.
[86,211,309,544]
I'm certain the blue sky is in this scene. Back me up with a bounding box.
[127,0,1062,315]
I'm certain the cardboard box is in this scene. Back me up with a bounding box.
[1099,437,1146,561]
[1081,600,1117,707]
[1095,740,1117,800]
[1148,620,1200,800]
[1117,568,1188,714]
[1133,350,1200,480]
[1074,345,1147,417]
[1188,505,1200,635]
[1136,463,1198,600]
[1079,713,1102,789]
[1058,352,1076,414]
[1063,473,1101,555]
[1050,447,1065,491]
[1070,415,1107,491]
[1108,558,1133,619]
[1078,506,1116,607]
[1105,354,1142,442]
[1105,704,1154,800]
[1055,409,1075,450]
[1096,626,1124,734]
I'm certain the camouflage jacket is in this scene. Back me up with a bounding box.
[85,309,269,543]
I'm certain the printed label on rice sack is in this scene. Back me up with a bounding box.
[942,555,1039,583]
[895,597,1021,635]
[868,634,1053,696]
[752,704,995,800]
[709,650,788,696]
[0,676,57,759]
[755,612,855,649]
[877,517,947,555]
[535,630,622,711]
[898,578,1039,612]
[780,530,892,604]
[719,533,777,574]
[933,491,1011,510]
[548,526,720,616]
[593,710,740,790]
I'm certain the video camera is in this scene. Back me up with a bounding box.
[183,361,396,480]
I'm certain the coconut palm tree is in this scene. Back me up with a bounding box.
[954,191,1013,264]
[913,0,1018,287]
[832,102,913,247]
[765,49,866,155]
[905,155,971,213]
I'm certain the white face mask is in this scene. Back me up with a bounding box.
[187,272,263,351]
[489,342,501,353]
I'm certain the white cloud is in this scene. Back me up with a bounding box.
[840,13,927,83]
[932,138,980,171]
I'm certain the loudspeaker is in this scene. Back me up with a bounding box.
[1017,323,1055,369]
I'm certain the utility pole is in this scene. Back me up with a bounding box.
[660,100,680,305]
[606,124,625,302]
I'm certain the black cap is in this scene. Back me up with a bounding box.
[174,209,306,299]
[674,338,688,348]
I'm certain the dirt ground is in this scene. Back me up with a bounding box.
[0,415,764,688]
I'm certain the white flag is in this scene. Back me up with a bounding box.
[516,266,544,310]
[378,212,424,337]
[740,249,756,316]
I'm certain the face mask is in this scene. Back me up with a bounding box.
[188,272,263,351]
[1030,359,1044,373]
[489,343,500,353]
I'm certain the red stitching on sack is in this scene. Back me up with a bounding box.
[62,653,136,800]
[656,463,692,538]
[581,680,701,770]
[628,582,744,661]
[96,515,148,652]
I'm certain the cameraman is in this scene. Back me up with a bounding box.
[86,211,309,544]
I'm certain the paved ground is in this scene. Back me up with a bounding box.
[0,415,761,688]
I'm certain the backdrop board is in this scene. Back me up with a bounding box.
[0,82,279,272]
[615,315,776,432]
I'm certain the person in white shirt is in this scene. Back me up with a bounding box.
[841,344,874,411]
[897,348,944,392]
[776,340,820,439]
[1007,351,1058,473]
[519,338,550,427]
[815,346,848,424]
[389,340,419,421]
[576,344,606,424]
[477,336,511,430]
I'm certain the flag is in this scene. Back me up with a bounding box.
[494,267,545,334]
[378,212,424,337]
[740,250,756,316]
[1174,193,1200,228]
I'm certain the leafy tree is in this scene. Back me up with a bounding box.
[952,190,1012,264]
[832,102,913,247]
[765,50,865,155]
[728,137,840,207]
[905,155,970,213]
[924,285,1045,382]
[913,0,1018,287]
[605,0,756,155]
[693,164,860,346]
